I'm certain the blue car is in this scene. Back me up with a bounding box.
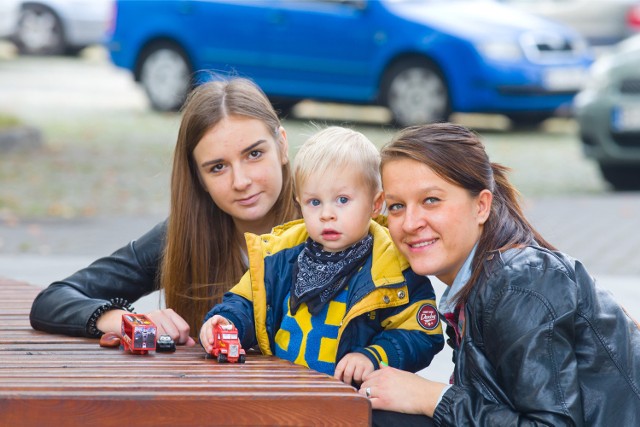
[107,0,594,127]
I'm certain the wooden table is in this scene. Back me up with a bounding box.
[0,278,371,426]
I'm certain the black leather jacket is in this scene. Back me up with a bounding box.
[29,220,167,337]
[433,246,640,426]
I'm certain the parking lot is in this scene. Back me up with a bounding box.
[1,42,639,383]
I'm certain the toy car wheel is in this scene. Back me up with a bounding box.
[239,354,246,364]
[381,57,450,127]
[217,353,227,363]
[136,41,192,112]
[14,4,65,55]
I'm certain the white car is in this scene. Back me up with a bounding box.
[0,0,21,39]
[11,0,112,55]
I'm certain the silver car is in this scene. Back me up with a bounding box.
[574,34,640,190]
[11,0,111,55]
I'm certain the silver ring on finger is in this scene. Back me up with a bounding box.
[365,386,371,398]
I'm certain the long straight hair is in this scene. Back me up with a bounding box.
[160,78,299,334]
[380,123,554,305]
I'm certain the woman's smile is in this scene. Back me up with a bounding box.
[406,238,438,251]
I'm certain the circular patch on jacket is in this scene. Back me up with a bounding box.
[416,304,439,330]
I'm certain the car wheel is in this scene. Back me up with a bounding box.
[599,164,640,191]
[506,112,553,129]
[14,4,65,55]
[268,97,298,118]
[217,353,228,363]
[239,354,246,364]
[137,42,192,112]
[381,58,450,127]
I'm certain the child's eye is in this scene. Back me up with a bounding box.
[387,203,404,212]
[309,199,321,207]
[337,196,349,204]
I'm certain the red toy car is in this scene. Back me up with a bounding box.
[121,314,157,355]
[209,324,246,363]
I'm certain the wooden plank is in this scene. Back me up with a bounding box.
[0,395,370,427]
[0,385,353,393]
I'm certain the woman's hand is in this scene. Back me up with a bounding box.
[334,352,375,385]
[96,308,195,346]
[199,315,232,353]
[145,309,195,346]
[359,364,447,417]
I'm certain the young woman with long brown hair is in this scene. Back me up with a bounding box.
[30,78,299,346]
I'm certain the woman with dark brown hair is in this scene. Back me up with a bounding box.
[361,122,640,426]
[30,78,299,346]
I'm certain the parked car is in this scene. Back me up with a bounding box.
[500,0,640,47]
[0,0,21,40]
[107,0,594,127]
[574,34,640,191]
[11,0,112,55]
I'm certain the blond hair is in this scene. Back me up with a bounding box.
[294,126,381,197]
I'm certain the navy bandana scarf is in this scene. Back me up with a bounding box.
[290,234,373,316]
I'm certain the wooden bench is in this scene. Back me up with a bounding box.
[0,278,371,426]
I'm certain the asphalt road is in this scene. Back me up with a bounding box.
[1,43,639,382]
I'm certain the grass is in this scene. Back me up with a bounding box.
[0,113,22,129]
[0,106,607,221]
[0,111,177,219]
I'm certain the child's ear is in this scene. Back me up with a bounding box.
[372,190,384,217]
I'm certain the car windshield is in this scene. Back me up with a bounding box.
[222,333,237,340]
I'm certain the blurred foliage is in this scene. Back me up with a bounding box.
[0,113,22,129]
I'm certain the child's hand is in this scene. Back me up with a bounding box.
[334,352,375,385]
[199,315,232,353]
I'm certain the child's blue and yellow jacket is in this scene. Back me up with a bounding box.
[203,218,444,373]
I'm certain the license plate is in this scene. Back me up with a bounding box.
[229,345,238,357]
[543,67,587,91]
[611,105,640,132]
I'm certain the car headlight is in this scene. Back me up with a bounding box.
[476,40,523,62]
[582,56,614,92]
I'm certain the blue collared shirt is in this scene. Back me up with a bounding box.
[438,244,477,315]
[435,244,477,406]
